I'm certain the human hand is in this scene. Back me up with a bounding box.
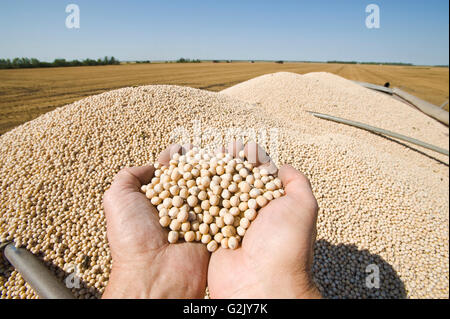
[102,145,210,299]
[208,141,321,298]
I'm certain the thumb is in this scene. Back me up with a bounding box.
[111,165,155,191]
[277,165,319,267]
[278,164,318,211]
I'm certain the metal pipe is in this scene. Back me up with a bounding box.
[352,81,393,94]
[2,243,75,299]
[308,111,449,156]
[392,88,449,126]
[353,81,449,126]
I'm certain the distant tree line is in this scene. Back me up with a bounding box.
[175,59,234,63]
[327,60,358,64]
[176,58,201,63]
[361,62,413,66]
[327,60,413,66]
[0,57,120,69]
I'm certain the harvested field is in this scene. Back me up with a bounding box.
[0,72,448,299]
[0,62,448,135]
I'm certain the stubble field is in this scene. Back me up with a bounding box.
[0,62,448,135]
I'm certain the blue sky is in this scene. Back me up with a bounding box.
[0,0,448,65]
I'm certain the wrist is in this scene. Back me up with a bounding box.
[296,279,322,299]
[102,260,208,299]
[290,270,322,299]
[224,271,321,299]
[102,263,157,299]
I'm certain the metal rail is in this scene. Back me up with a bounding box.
[392,88,449,126]
[308,111,449,156]
[353,81,449,126]
[352,81,393,94]
[1,243,75,299]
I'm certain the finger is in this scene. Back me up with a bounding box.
[278,164,317,208]
[158,144,182,166]
[112,165,155,190]
[226,140,244,157]
[244,141,278,174]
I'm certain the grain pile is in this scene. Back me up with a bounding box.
[0,72,448,299]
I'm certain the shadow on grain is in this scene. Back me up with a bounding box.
[312,240,407,299]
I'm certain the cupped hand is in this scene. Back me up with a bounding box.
[208,141,321,298]
[102,144,209,299]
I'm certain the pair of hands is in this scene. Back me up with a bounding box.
[102,142,321,299]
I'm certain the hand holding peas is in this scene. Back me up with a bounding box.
[102,142,320,299]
